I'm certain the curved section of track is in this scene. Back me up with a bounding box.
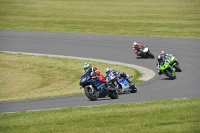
[0,30,200,113]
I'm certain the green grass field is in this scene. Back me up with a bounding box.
[0,52,143,102]
[0,0,199,133]
[0,98,199,133]
[0,0,200,38]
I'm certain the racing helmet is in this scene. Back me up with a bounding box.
[133,42,139,48]
[161,51,166,55]
[83,62,91,72]
[105,67,112,74]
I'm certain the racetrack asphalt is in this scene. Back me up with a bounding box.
[0,30,200,113]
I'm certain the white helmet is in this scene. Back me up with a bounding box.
[105,67,111,74]
[161,51,166,55]
[133,42,138,48]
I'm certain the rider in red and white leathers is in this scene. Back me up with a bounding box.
[133,42,144,56]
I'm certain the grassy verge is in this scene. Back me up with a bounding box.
[0,98,199,133]
[0,52,143,102]
[0,0,199,38]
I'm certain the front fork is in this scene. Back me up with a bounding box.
[169,66,175,77]
[87,85,95,93]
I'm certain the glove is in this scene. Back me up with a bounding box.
[158,70,162,75]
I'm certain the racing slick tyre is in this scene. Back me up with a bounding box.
[174,65,182,72]
[108,90,119,99]
[84,87,98,101]
[130,84,137,93]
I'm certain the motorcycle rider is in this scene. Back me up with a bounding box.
[105,68,132,83]
[160,51,170,59]
[161,50,176,58]
[83,62,106,83]
[133,42,145,56]
[156,54,175,75]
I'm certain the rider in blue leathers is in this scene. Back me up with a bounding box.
[105,68,132,83]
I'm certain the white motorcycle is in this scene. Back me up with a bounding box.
[135,46,155,58]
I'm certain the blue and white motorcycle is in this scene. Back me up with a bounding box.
[80,71,118,101]
[117,75,137,94]
[107,71,137,94]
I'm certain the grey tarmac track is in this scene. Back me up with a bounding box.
[0,30,200,113]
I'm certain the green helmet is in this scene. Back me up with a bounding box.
[83,62,91,71]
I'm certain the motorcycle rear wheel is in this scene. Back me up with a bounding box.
[174,65,182,72]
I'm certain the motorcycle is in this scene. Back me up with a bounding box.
[166,54,182,72]
[135,46,154,58]
[107,71,137,94]
[80,71,118,101]
[117,75,137,93]
[158,58,176,80]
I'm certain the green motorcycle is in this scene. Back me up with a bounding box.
[166,54,182,72]
[158,59,176,80]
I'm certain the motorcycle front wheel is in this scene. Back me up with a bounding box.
[130,84,137,93]
[108,90,119,99]
[84,87,98,101]
[165,69,175,80]
[116,84,123,94]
